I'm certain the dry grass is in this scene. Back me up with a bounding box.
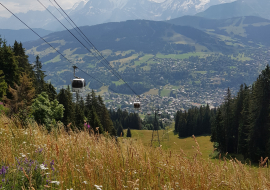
[1,115,270,189]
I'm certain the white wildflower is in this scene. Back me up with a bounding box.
[94,185,102,190]
[20,153,26,158]
[83,181,88,184]
[50,181,60,185]
[40,164,48,170]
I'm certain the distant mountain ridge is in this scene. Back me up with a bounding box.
[167,15,270,47]
[0,29,52,45]
[0,0,234,30]
[196,0,270,20]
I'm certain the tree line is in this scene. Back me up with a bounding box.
[211,65,270,161]
[175,65,270,162]
[174,104,215,138]
[109,109,142,136]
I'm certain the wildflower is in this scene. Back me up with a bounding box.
[94,185,102,190]
[83,181,88,184]
[0,166,8,177]
[40,164,48,170]
[87,124,90,129]
[50,181,60,185]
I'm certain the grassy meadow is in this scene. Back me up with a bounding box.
[1,115,270,189]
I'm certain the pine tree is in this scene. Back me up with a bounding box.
[46,82,57,101]
[12,41,34,79]
[33,55,46,94]
[57,87,74,128]
[175,111,181,132]
[4,73,35,117]
[238,85,250,158]
[0,70,7,100]
[224,87,233,153]
[214,109,226,152]
[88,107,103,134]
[117,122,124,137]
[0,41,19,91]
[127,128,132,137]
[97,95,114,134]
[74,103,85,130]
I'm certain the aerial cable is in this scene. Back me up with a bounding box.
[52,0,123,80]
[47,0,96,55]
[36,0,118,78]
[47,0,140,98]
[0,2,118,94]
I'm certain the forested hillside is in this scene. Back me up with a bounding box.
[175,65,270,162]
[0,38,136,136]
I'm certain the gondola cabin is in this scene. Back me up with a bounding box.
[134,102,140,109]
[72,78,86,93]
[147,111,151,115]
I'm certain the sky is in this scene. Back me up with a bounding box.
[0,0,81,18]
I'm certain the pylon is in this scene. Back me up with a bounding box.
[151,110,160,147]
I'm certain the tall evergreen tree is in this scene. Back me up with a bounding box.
[214,109,226,152]
[88,107,103,134]
[117,122,124,137]
[12,41,34,79]
[127,128,132,137]
[238,85,251,157]
[57,87,74,128]
[74,103,85,130]
[33,55,46,94]
[4,73,35,116]
[0,41,19,91]
[97,95,114,134]
[0,70,7,100]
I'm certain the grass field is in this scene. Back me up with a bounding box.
[144,89,159,95]
[160,89,171,97]
[96,86,108,96]
[124,127,213,160]
[156,52,209,59]
[230,53,252,61]
[134,54,154,66]
[112,80,125,86]
[1,115,270,189]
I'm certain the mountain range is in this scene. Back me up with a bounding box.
[0,29,52,45]
[0,0,234,31]
[167,15,270,47]
[197,0,270,20]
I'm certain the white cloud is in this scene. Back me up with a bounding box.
[0,0,81,17]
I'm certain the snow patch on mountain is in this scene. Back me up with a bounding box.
[195,0,211,10]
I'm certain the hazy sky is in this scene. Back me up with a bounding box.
[0,0,81,17]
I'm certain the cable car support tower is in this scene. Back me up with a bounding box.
[151,108,161,147]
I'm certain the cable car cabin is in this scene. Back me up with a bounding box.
[134,102,140,109]
[158,111,162,116]
[72,78,86,93]
[147,111,151,115]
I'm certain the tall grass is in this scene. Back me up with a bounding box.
[1,115,270,189]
